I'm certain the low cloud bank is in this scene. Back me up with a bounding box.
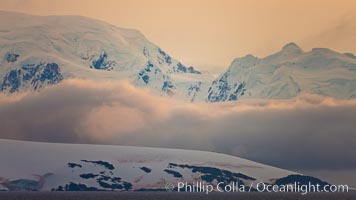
[0,79,355,174]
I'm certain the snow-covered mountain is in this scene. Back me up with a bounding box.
[0,139,328,191]
[1,11,355,102]
[207,43,356,102]
[0,11,212,101]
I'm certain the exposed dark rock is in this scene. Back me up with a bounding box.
[53,182,100,191]
[81,160,115,170]
[1,62,63,93]
[5,52,20,63]
[164,169,183,178]
[80,173,99,179]
[67,162,82,168]
[140,167,152,173]
[274,174,329,186]
[2,179,40,191]
[90,51,115,71]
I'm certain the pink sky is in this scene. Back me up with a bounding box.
[1,0,356,70]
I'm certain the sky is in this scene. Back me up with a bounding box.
[0,0,356,71]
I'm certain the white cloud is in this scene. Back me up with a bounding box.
[0,80,355,183]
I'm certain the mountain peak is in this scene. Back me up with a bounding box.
[230,54,259,69]
[282,42,302,53]
[343,52,356,59]
[311,47,335,54]
[243,54,258,60]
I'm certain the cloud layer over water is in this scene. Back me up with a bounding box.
[0,80,355,176]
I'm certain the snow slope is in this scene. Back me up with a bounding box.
[207,43,356,102]
[0,11,211,101]
[0,139,328,191]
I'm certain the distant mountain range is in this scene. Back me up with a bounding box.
[0,139,328,191]
[1,11,355,102]
[208,43,356,102]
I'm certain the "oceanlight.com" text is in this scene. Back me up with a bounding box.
[166,181,350,195]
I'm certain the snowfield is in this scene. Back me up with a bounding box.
[0,139,328,191]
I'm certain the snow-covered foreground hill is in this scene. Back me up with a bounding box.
[0,139,328,191]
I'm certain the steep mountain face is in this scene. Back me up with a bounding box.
[0,139,328,191]
[207,43,356,102]
[1,62,63,93]
[0,11,209,101]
